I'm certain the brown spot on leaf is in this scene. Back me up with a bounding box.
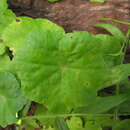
[60,65,66,70]
[75,69,80,74]
[0,39,3,43]
[84,81,90,87]
[16,19,21,22]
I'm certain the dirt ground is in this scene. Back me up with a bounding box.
[9,0,130,33]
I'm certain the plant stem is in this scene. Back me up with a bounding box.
[100,18,130,26]
[115,30,130,120]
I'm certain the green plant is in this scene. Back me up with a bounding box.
[0,0,8,13]
[48,0,61,2]
[90,0,105,2]
[0,0,130,130]
[47,0,106,3]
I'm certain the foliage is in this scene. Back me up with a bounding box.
[0,0,8,13]
[0,0,130,129]
[90,0,105,3]
[48,0,61,2]
[47,0,106,3]
[113,119,130,130]
[0,72,27,127]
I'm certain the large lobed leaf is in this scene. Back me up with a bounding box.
[1,17,130,115]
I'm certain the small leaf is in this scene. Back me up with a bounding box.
[0,72,27,127]
[0,0,8,13]
[19,100,31,117]
[95,24,126,41]
[75,95,127,114]
[54,117,69,130]
[67,117,84,130]
[21,119,40,130]
[113,119,130,130]
[48,0,61,2]
[100,18,130,26]
[90,0,105,2]
[85,121,102,130]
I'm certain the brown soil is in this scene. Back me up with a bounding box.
[9,0,130,33]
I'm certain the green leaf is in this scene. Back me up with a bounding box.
[1,17,130,115]
[0,0,8,13]
[118,100,130,114]
[0,72,27,127]
[19,100,31,117]
[85,121,102,130]
[34,104,54,126]
[21,119,40,130]
[1,28,108,112]
[0,10,16,56]
[0,10,16,54]
[90,0,105,3]
[67,117,84,130]
[0,43,5,55]
[75,94,127,114]
[95,24,126,42]
[48,0,61,2]
[54,117,69,130]
[112,64,130,81]
[84,116,116,129]
[100,18,130,26]
[113,119,130,130]
[95,34,123,66]
[0,10,16,36]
